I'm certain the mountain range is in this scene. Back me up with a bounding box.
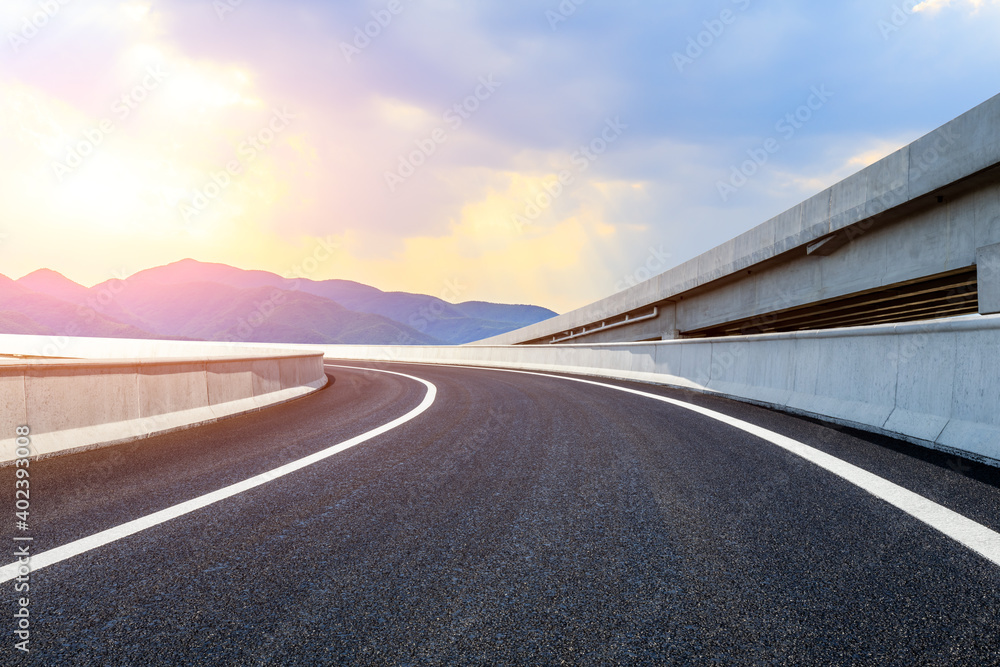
[0,259,557,345]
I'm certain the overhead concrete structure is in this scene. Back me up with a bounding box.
[478,93,1000,345]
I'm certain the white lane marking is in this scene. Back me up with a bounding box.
[408,362,1000,567]
[0,366,436,583]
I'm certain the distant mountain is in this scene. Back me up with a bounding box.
[0,311,53,335]
[453,301,555,326]
[119,259,293,291]
[103,280,437,345]
[14,269,156,332]
[16,269,90,303]
[114,259,557,344]
[212,290,436,345]
[0,273,30,296]
[2,259,556,345]
[1,274,160,339]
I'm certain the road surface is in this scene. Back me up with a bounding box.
[4,361,999,665]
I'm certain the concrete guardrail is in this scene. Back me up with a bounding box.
[0,343,327,463]
[4,316,996,467]
[319,314,1000,467]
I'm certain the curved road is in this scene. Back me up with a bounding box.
[4,361,1000,665]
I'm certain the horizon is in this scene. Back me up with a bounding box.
[4,258,556,309]
[3,1,1000,313]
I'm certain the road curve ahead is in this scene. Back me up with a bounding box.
[4,361,999,665]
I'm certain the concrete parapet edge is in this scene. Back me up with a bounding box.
[0,351,327,464]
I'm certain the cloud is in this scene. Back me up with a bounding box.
[3,1,1000,310]
[913,0,1000,12]
[323,169,651,312]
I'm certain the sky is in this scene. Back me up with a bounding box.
[1,0,999,313]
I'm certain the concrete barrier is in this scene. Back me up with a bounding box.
[0,333,306,360]
[318,315,1000,467]
[0,351,327,463]
[4,319,995,467]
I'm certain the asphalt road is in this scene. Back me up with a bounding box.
[4,361,1000,665]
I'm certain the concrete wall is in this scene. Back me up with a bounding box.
[547,305,677,345]
[320,314,1000,467]
[481,92,1000,345]
[675,180,1000,332]
[0,333,307,360]
[980,242,1000,315]
[4,314,996,468]
[0,351,327,463]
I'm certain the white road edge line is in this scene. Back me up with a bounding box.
[0,366,436,584]
[413,361,1000,568]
